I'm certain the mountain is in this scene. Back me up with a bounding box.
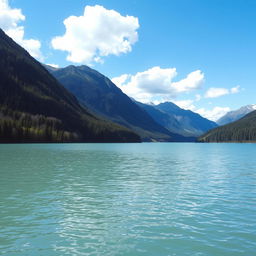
[217,104,256,125]
[0,29,140,143]
[198,110,256,142]
[47,65,189,141]
[137,101,217,137]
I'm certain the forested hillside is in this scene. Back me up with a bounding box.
[198,110,256,142]
[0,29,140,143]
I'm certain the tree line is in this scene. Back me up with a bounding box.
[0,107,78,143]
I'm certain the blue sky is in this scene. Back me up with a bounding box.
[1,0,256,120]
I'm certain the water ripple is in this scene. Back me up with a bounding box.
[0,143,256,255]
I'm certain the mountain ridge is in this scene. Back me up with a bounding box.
[47,64,190,142]
[137,101,217,137]
[0,28,140,143]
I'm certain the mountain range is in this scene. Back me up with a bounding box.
[47,65,191,141]
[137,101,217,137]
[0,28,140,143]
[217,104,256,125]
[2,27,254,143]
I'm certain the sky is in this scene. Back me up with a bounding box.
[1,0,256,121]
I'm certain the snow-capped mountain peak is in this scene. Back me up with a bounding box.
[217,104,256,125]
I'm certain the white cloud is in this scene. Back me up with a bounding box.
[46,63,59,68]
[127,66,178,94]
[112,74,130,87]
[205,87,229,98]
[172,70,204,93]
[230,85,240,94]
[51,5,139,64]
[195,106,230,121]
[0,0,42,59]
[112,67,204,103]
[173,99,196,110]
[205,85,240,98]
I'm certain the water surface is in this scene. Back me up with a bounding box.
[0,143,255,255]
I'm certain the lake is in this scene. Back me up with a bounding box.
[0,143,255,255]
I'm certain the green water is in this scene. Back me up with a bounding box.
[0,143,255,256]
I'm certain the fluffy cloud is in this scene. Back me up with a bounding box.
[51,5,139,64]
[112,66,204,103]
[111,74,130,87]
[172,70,204,93]
[195,106,230,121]
[0,0,42,59]
[205,85,240,98]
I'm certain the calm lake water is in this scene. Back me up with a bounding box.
[0,143,255,256]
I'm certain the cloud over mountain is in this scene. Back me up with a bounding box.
[51,5,139,64]
[112,67,204,103]
[195,106,230,121]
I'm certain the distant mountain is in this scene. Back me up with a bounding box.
[217,104,256,125]
[137,101,217,137]
[0,29,140,143]
[198,110,256,142]
[48,65,189,141]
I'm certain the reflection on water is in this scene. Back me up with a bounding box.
[0,143,256,255]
